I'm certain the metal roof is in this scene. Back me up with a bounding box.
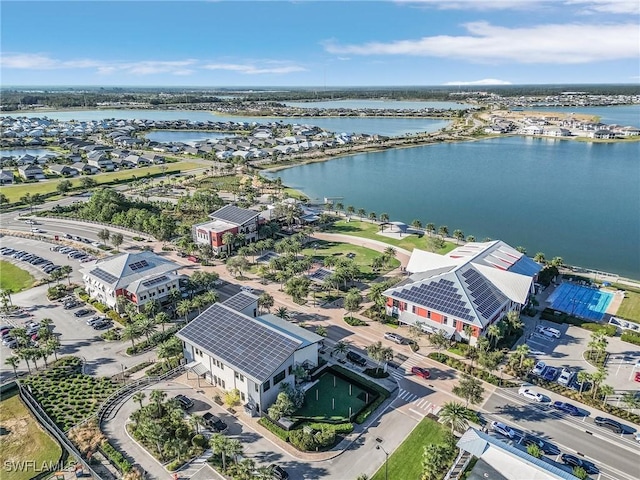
[177,303,301,383]
[208,204,260,226]
[82,251,179,289]
[223,291,259,313]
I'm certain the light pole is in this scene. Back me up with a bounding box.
[376,442,389,480]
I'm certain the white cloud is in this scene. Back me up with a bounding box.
[400,0,639,14]
[203,62,306,75]
[563,0,639,14]
[0,53,58,69]
[324,22,640,64]
[443,78,512,85]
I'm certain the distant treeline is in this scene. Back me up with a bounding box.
[1,84,638,111]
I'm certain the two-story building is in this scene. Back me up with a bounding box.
[177,291,322,415]
[193,205,261,255]
[384,241,541,345]
[81,251,183,311]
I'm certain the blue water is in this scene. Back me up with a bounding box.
[547,283,613,321]
[529,105,640,128]
[268,136,640,279]
[285,100,472,110]
[144,130,231,144]
[2,110,448,136]
[0,148,59,157]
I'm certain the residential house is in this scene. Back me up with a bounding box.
[18,165,45,180]
[0,169,14,184]
[193,205,262,255]
[383,241,541,345]
[72,162,99,175]
[178,292,323,415]
[87,155,115,171]
[49,164,79,177]
[81,251,183,311]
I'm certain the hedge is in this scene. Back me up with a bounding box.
[258,417,290,441]
[344,316,367,326]
[428,352,518,388]
[579,322,617,336]
[540,308,618,336]
[107,310,127,326]
[126,325,180,355]
[621,331,640,346]
[166,459,186,472]
[100,441,132,473]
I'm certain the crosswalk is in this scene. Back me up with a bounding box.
[388,353,424,381]
[388,353,440,416]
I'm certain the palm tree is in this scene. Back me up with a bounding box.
[59,265,73,285]
[346,205,355,218]
[577,371,591,394]
[149,389,166,417]
[189,414,207,434]
[275,307,290,321]
[438,225,449,238]
[4,355,20,378]
[332,340,350,359]
[226,438,243,464]
[18,349,32,374]
[379,213,389,230]
[598,384,614,405]
[513,344,530,369]
[590,368,607,399]
[426,223,436,236]
[177,299,193,323]
[439,401,474,432]
[133,392,146,409]
[258,292,274,313]
[411,219,423,230]
[155,312,170,333]
[144,299,160,319]
[122,323,141,349]
[46,337,60,361]
[453,229,464,244]
[366,341,393,374]
[136,316,156,343]
[368,212,377,222]
[209,433,229,471]
[487,324,503,349]
[534,252,546,264]
[357,208,366,218]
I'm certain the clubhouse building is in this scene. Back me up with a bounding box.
[193,205,261,255]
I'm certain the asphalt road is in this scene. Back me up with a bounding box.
[483,388,639,480]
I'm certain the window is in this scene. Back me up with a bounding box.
[427,311,431,319]
[234,372,244,382]
[195,348,202,357]
[443,316,448,325]
[240,392,245,402]
[288,365,292,375]
[273,370,286,385]
[255,384,259,392]
[412,305,417,314]
[263,380,271,392]
[453,319,457,329]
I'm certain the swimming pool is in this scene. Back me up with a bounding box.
[546,283,613,321]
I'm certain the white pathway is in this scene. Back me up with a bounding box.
[389,354,441,417]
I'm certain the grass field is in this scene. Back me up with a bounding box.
[0,389,62,480]
[326,220,457,255]
[301,240,400,279]
[0,161,204,202]
[371,417,448,480]
[617,290,640,323]
[294,372,370,421]
[0,261,35,292]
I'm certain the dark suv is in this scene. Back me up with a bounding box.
[174,394,194,410]
[594,416,623,434]
[269,464,289,480]
[346,351,367,367]
[202,412,227,432]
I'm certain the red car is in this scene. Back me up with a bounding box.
[411,366,430,379]
[635,372,640,383]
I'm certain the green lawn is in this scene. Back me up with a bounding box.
[617,290,640,323]
[326,220,457,254]
[371,417,448,480]
[0,161,204,202]
[0,390,62,480]
[0,261,35,292]
[301,239,400,279]
[294,372,370,421]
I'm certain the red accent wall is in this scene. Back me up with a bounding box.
[386,297,393,307]
[211,226,239,247]
[431,311,444,323]
[415,307,428,318]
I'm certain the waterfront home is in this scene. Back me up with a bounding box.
[18,164,45,180]
[193,205,261,255]
[383,240,541,345]
[178,292,322,416]
[16,154,37,165]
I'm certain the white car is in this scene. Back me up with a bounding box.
[536,326,561,339]
[532,361,547,376]
[557,368,574,386]
[491,421,516,439]
[518,386,543,402]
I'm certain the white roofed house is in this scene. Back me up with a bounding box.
[177,292,323,416]
[383,241,541,345]
[81,251,183,311]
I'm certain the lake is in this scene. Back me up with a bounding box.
[525,105,640,128]
[144,130,231,144]
[284,100,472,110]
[0,148,59,157]
[267,136,640,280]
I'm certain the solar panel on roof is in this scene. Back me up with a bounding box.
[223,292,255,312]
[211,205,259,225]
[91,267,118,284]
[141,275,168,288]
[129,259,150,271]
[395,278,474,322]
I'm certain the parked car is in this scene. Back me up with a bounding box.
[521,435,559,455]
[593,416,623,434]
[560,454,598,474]
[490,421,516,439]
[202,412,227,432]
[536,326,561,338]
[92,319,112,330]
[174,394,195,410]
[74,308,93,317]
[346,351,367,367]
[552,401,581,416]
[2,337,17,348]
[86,316,106,326]
[542,367,559,382]
[64,301,82,310]
[557,368,574,386]
[518,387,543,402]
[384,332,405,344]
[635,372,640,383]
[268,464,289,480]
[532,361,546,376]
[240,285,254,293]
[411,366,430,379]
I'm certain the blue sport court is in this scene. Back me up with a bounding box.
[546,283,613,321]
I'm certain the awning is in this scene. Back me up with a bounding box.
[398,311,457,338]
[185,361,209,376]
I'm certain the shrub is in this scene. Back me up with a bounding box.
[101,329,121,341]
[364,368,389,379]
[126,325,180,355]
[107,310,127,325]
[344,316,367,326]
[191,434,207,448]
[101,441,132,473]
[580,323,617,336]
[258,417,289,441]
[621,331,640,346]
[166,459,185,472]
[91,301,110,313]
[428,352,518,388]
[289,429,316,451]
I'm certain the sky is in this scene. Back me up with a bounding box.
[1,0,639,87]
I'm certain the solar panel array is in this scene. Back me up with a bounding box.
[211,205,258,225]
[308,268,332,282]
[91,267,118,284]
[461,268,506,318]
[178,303,300,382]
[394,278,474,322]
[223,292,256,312]
[141,275,168,288]
[129,259,150,271]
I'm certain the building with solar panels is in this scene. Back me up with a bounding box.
[177,291,323,415]
[383,241,542,345]
[193,204,262,255]
[81,251,183,311]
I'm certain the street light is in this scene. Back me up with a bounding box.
[376,442,389,480]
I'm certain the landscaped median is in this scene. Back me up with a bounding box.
[428,352,519,388]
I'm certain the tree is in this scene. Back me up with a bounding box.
[133,392,146,409]
[225,438,243,465]
[136,315,156,343]
[315,325,327,337]
[550,256,564,267]
[590,368,607,399]
[438,225,449,238]
[439,401,474,432]
[80,177,97,189]
[97,228,111,244]
[453,229,464,244]
[426,223,436,236]
[268,391,296,420]
[429,329,450,352]
[366,341,393,374]
[411,219,423,230]
[422,444,450,480]
[379,213,389,230]
[4,355,20,378]
[222,231,235,255]
[572,467,588,480]
[59,265,73,285]
[512,343,530,370]
[534,252,546,264]
[487,323,503,349]
[527,443,543,459]
[275,306,290,320]
[209,433,230,471]
[577,371,591,394]
[224,389,242,409]
[343,288,362,320]
[258,292,274,314]
[368,212,377,222]
[598,384,614,405]
[149,389,166,417]
[332,340,350,359]
[17,349,32,374]
[57,179,73,194]
[122,323,141,349]
[284,276,311,304]
[452,374,485,406]
[357,208,366,218]
[155,312,170,333]
[111,232,124,251]
[177,299,193,323]
[621,391,640,411]
[0,192,9,208]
